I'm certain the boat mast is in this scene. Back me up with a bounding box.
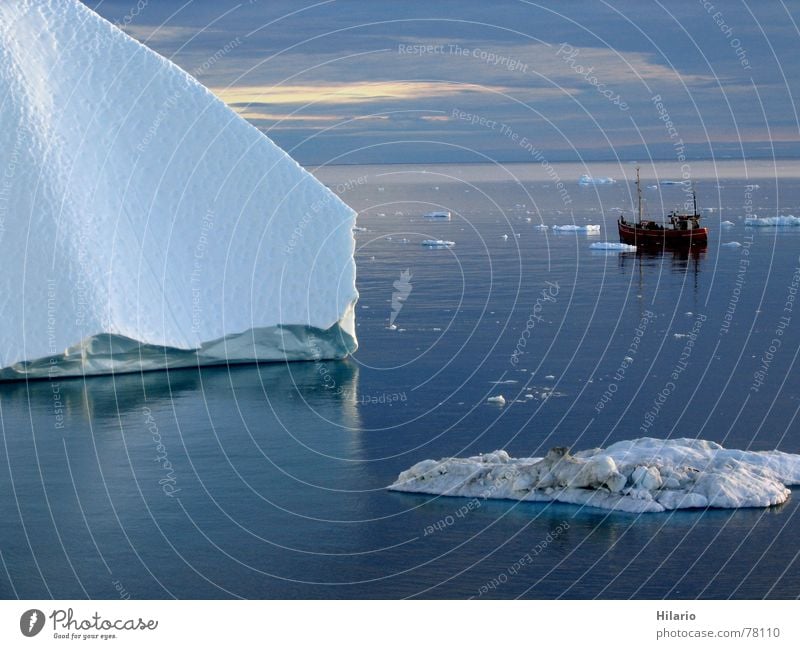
[692,184,698,216]
[636,167,642,222]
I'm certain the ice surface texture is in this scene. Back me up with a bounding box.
[0,1,357,379]
[388,438,800,513]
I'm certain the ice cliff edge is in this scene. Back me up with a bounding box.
[0,0,358,379]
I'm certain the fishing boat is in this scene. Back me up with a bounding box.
[618,168,708,247]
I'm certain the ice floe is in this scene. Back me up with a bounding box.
[422,240,455,248]
[552,224,601,232]
[745,216,800,226]
[590,242,637,251]
[388,438,800,513]
[578,174,616,185]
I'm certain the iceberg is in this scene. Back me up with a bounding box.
[421,239,455,248]
[388,438,800,513]
[745,215,800,226]
[0,1,357,379]
[590,242,637,251]
[578,174,615,185]
[552,224,601,232]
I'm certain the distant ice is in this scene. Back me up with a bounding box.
[422,240,455,248]
[534,224,549,230]
[721,220,735,227]
[578,174,615,185]
[487,395,506,405]
[388,438,800,513]
[552,224,601,232]
[590,242,637,251]
[722,241,742,248]
[745,215,800,226]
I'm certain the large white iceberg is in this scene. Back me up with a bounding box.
[388,438,800,513]
[0,1,357,379]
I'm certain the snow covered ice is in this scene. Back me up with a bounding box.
[0,1,358,379]
[388,438,800,513]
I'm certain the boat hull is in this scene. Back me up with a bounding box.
[618,220,708,247]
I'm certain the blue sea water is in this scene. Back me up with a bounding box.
[2,160,800,599]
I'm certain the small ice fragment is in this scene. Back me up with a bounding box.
[578,174,615,185]
[590,241,637,251]
[487,395,506,405]
[552,224,601,231]
[422,239,455,248]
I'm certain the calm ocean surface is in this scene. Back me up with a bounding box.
[2,160,800,599]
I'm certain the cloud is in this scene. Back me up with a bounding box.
[210,81,512,107]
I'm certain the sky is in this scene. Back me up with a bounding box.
[86,0,800,165]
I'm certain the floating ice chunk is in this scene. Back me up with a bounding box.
[422,240,455,248]
[660,180,688,185]
[722,241,742,248]
[353,226,368,232]
[388,437,800,513]
[0,0,358,379]
[534,224,549,230]
[487,395,506,405]
[746,215,800,226]
[721,220,735,227]
[578,174,616,185]
[544,374,555,380]
[590,242,637,251]
[501,234,509,240]
[552,224,601,232]
[423,211,451,220]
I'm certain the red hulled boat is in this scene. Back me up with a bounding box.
[618,168,708,247]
